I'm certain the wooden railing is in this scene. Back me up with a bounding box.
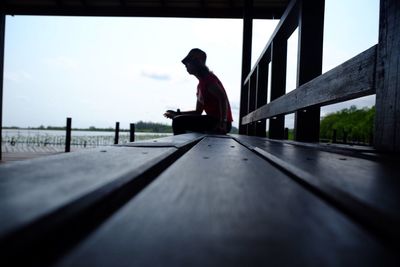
[239,0,399,152]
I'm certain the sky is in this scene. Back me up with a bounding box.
[3,0,379,129]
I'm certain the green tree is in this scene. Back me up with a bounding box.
[320,105,375,144]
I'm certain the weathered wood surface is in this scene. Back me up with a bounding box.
[233,135,400,242]
[1,143,67,162]
[0,134,398,266]
[242,45,377,125]
[374,0,400,152]
[120,132,205,148]
[0,133,202,266]
[53,137,397,267]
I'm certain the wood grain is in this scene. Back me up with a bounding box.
[53,137,396,267]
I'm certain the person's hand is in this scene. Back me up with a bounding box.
[163,110,177,119]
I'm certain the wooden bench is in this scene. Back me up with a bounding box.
[0,133,399,266]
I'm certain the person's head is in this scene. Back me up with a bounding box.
[182,48,209,76]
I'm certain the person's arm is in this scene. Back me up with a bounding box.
[163,100,204,119]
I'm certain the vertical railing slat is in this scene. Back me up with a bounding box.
[294,0,325,142]
[268,37,287,139]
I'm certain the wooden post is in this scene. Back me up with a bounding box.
[269,37,287,139]
[239,0,253,134]
[241,81,250,135]
[114,122,120,145]
[374,0,400,152]
[332,129,337,143]
[284,128,289,140]
[247,71,257,136]
[130,123,135,142]
[0,14,5,161]
[255,60,268,137]
[65,117,72,153]
[248,73,256,113]
[343,130,347,144]
[294,0,325,142]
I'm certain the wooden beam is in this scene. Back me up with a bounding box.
[120,0,127,7]
[239,0,253,134]
[294,0,324,142]
[374,0,400,152]
[3,6,285,19]
[0,14,4,161]
[242,45,377,124]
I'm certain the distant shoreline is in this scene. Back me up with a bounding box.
[2,123,173,133]
[2,127,169,133]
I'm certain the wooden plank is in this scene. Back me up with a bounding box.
[294,0,324,142]
[0,145,194,266]
[242,45,377,124]
[232,135,400,243]
[3,5,286,19]
[121,132,205,148]
[52,137,396,267]
[374,0,400,152]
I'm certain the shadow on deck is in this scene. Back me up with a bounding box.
[0,133,399,266]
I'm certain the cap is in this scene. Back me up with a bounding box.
[181,48,207,65]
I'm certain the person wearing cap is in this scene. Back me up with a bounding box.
[164,48,233,135]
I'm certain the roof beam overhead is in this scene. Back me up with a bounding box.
[56,0,64,7]
[120,0,127,7]
[2,1,287,19]
[80,0,88,7]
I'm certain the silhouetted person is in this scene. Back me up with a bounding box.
[164,48,233,135]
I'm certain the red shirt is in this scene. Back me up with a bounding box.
[197,72,233,122]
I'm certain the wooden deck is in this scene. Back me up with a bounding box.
[0,133,398,266]
[1,143,84,163]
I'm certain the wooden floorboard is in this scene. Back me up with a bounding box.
[0,134,398,266]
[233,135,400,243]
[120,132,206,148]
[0,146,184,265]
[53,137,397,267]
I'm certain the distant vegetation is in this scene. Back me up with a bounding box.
[320,105,374,144]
